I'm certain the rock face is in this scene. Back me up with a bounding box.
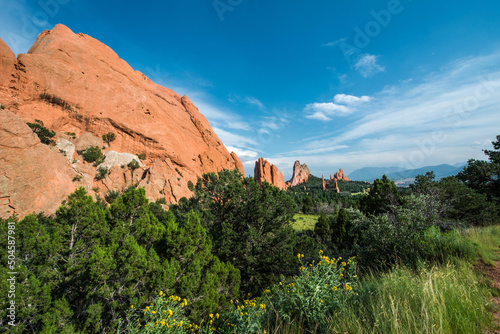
[289,160,311,187]
[254,158,286,190]
[0,24,244,218]
[0,111,77,218]
[334,169,351,182]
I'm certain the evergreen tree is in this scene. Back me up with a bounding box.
[360,174,400,215]
[176,169,298,295]
[102,132,116,147]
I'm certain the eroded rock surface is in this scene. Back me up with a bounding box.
[254,158,287,190]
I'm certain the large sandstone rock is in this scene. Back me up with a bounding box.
[254,158,286,190]
[334,168,351,182]
[0,24,244,217]
[0,111,76,218]
[289,160,311,186]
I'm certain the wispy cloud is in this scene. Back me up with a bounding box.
[228,95,265,110]
[354,54,385,77]
[213,126,257,147]
[321,37,348,47]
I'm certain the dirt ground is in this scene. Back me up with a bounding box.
[476,261,500,333]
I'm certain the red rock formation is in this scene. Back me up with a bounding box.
[322,175,326,190]
[0,25,245,218]
[254,158,286,190]
[334,168,351,182]
[333,178,340,193]
[289,160,311,186]
[0,111,77,218]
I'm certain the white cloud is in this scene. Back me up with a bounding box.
[304,101,354,121]
[354,54,385,78]
[334,94,371,106]
[225,145,259,160]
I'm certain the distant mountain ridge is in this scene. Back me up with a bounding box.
[348,163,467,182]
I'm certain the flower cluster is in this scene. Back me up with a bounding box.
[216,298,268,334]
[120,291,197,333]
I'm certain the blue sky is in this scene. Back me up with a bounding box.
[1,0,500,179]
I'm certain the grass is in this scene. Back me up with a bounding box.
[326,260,493,334]
[463,225,500,266]
[292,213,319,231]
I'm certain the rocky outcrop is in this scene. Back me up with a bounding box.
[254,158,286,190]
[0,111,77,218]
[334,168,351,182]
[288,160,311,187]
[0,25,244,218]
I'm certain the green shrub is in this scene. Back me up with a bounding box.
[351,194,458,270]
[175,168,183,177]
[0,103,5,109]
[72,175,82,182]
[80,146,104,165]
[95,166,109,180]
[127,159,140,170]
[263,252,358,333]
[155,198,167,205]
[26,119,56,145]
[137,153,146,160]
[105,190,121,204]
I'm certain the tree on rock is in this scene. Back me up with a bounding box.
[102,132,116,147]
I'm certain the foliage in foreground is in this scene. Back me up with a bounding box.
[122,252,359,334]
[328,260,493,334]
[0,188,239,333]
